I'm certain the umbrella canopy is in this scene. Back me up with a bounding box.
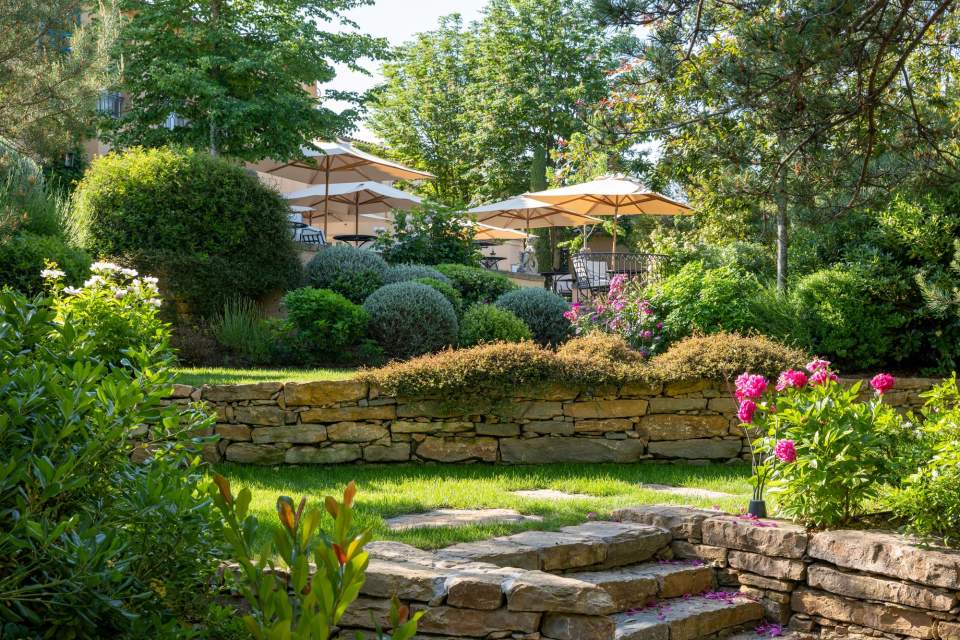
[251,139,432,235]
[284,182,422,236]
[466,196,601,236]
[360,213,532,241]
[250,139,434,184]
[527,175,693,253]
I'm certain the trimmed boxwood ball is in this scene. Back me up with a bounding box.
[414,277,464,316]
[495,287,571,346]
[383,263,451,284]
[69,146,301,317]
[435,263,518,305]
[459,304,531,347]
[304,244,389,304]
[363,282,458,358]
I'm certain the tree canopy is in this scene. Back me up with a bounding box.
[104,0,387,161]
[0,1,117,161]
[592,0,960,288]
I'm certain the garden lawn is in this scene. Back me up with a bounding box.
[215,462,752,549]
[174,367,356,386]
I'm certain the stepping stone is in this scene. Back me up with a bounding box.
[640,484,735,499]
[568,562,716,611]
[513,488,594,500]
[613,593,763,640]
[385,508,543,531]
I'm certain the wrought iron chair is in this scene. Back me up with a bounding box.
[298,230,326,249]
[571,251,668,298]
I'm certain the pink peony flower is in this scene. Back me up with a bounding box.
[809,368,839,386]
[774,439,797,463]
[734,372,768,402]
[737,399,757,423]
[806,358,831,373]
[776,369,808,391]
[870,373,896,395]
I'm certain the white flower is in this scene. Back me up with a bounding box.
[114,288,127,300]
[120,268,138,277]
[90,261,121,273]
[63,286,82,295]
[142,276,159,285]
[83,275,105,287]
[146,298,162,308]
[40,268,66,279]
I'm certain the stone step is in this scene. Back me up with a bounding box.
[567,560,717,613]
[437,521,672,572]
[612,593,764,640]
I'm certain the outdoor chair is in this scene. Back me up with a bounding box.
[572,251,669,298]
[298,229,326,249]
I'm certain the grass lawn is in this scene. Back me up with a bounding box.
[174,366,356,386]
[214,462,753,549]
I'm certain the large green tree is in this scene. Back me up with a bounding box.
[369,0,615,206]
[0,1,117,160]
[593,0,960,289]
[105,0,386,160]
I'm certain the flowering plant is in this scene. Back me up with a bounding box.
[564,274,664,357]
[43,260,169,368]
[733,359,905,526]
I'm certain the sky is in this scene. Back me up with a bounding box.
[322,0,489,140]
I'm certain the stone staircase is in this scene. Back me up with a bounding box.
[341,521,765,640]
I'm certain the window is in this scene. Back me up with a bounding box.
[97,91,124,118]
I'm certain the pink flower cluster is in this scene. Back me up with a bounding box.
[734,373,768,402]
[776,369,807,391]
[809,368,839,386]
[774,439,797,463]
[870,373,896,395]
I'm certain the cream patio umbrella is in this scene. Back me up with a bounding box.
[527,175,693,254]
[250,139,433,236]
[466,196,602,249]
[284,181,422,238]
[361,213,532,242]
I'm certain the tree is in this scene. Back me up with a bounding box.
[0,1,117,161]
[369,0,614,207]
[368,15,481,207]
[593,0,960,289]
[105,0,387,161]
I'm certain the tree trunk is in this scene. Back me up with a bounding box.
[208,0,221,157]
[775,136,789,291]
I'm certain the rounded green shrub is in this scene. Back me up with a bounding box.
[459,304,531,346]
[304,244,388,304]
[414,277,463,316]
[0,232,89,294]
[282,287,369,355]
[790,265,907,369]
[363,282,458,358]
[435,263,518,305]
[495,287,570,346]
[69,147,301,316]
[649,332,808,380]
[383,263,450,284]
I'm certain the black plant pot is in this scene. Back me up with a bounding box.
[748,499,767,518]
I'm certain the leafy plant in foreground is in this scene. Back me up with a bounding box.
[210,476,422,639]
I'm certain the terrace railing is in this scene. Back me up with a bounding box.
[571,251,668,297]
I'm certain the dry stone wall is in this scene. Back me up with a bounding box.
[615,505,960,640]
[163,377,939,466]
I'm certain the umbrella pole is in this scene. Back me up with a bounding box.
[355,191,360,236]
[323,163,330,238]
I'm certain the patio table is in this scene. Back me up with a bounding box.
[480,256,506,270]
[333,233,377,246]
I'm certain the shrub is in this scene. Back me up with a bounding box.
[384,263,451,284]
[69,146,301,316]
[435,263,518,306]
[363,282,458,358]
[376,202,479,266]
[566,274,665,356]
[649,333,808,381]
[0,289,218,636]
[210,297,274,364]
[556,332,645,366]
[646,261,774,342]
[210,478,422,639]
[790,265,908,370]
[415,277,464,316]
[495,287,571,346]
[304,244,388,304]
[891,375,960,543]
[0,232,89,294]
[736,361,905,527]
[459,304,531,347]
[282,287,369,355]
[44,260,170,368]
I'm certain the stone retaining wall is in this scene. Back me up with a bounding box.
[616,505,960,640]
[164,376,939,466]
